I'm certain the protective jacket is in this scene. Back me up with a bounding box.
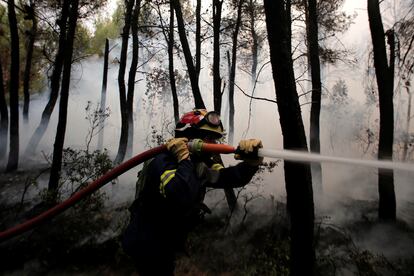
[122,152,258,274]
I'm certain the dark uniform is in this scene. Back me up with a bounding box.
[122,151,259,275]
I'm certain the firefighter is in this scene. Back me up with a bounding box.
[122,109,263,275]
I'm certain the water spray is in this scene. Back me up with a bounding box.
[258,148,414,172]
[189,141,414,172]
[1,142,413,243]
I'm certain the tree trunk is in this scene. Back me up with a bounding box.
[172,0,205,109]
[213,0,223,113]
[195,0,201,80]
[23,1,37,124]
[228,0,243,145]
[264,0,315,275]
[249,0,258,83]
[0,58,8,159]
[169,1,179,124]
[25,1,70,155]
[6,0,20,172]
[402,85,412,161]
[126,0,142,158]
[367,0,396,221]
[48,0,79,195]
[306,0,323,192]
[97,38,109,151]
[115,0,135,164]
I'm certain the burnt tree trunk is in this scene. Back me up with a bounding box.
[6,0,20,172]
[228,0,243,145]
[367,0,396,221]
[156,0,179,123]
[115,0,135,164]
[172,0,205,109]
[195,0,201,80]
[248,0,258,83]
[402,85,412,161]
[169,1,179,123]
[306,0,323,192]
[213,0,223,113]
[0,58,8,159]
[48,0,79,195]
[264,0,315,275]
[97,38,109,151]
[25,1,70,155]
[126,0,142,158]
[23,1,37,124]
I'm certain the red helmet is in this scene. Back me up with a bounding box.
[175,109,224,139]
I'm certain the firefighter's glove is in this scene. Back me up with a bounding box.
[166,138,190,162]
[234,139,263,166]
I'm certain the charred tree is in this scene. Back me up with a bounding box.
[213,0,223,113]
[306,0,323,192]
[171,0,205,109]
[367,0,396,221]
[195,0,201,80]
[6,0,20,172]
[115,0,135,164]
[228,0,244,145]
[402,85,412,161]
[25,1,70,155]
[156,0,179,123]
[97,38,110,151]
[264,0,315,275]
[23,1,37,124]
[247,0,259,83]
[169,1,179,123]
[0,58,7,159]
[126,0,142,158]
[48,0,79,195]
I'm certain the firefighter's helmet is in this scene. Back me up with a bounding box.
[175,109,224,140]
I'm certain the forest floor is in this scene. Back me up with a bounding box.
[1,166,414,275]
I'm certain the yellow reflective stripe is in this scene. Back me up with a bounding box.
[159,169,176,197]
[211,163,224,171]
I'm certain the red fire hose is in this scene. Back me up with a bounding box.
[0,143,236,243]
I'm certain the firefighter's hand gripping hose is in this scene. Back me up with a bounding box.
[0,142,237,243]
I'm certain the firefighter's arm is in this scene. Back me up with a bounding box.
[205,139,263,189]
[205,162,259,189]
[151,152,202,211]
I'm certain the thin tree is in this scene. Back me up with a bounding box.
[306,0,323,192]
[48,0,80,196]
[155,0,180,123]
[367,0,396,221]
[171,0,205,109]
[22,0,37,123]
[126,0,142,158]
[395,2,414,161]
[195,0,201,80]
[97,38,110,151]
[25,1,71,156]
[6,0,20,172]
[161,0,180,123]
[213,0,223,113]
[115,0,135,164]
[245,0,262,83]
[402,84,412,161]
[169,0,179,123]
[228,0,244,145]
[0,57,7,159]
[264,0,315,274]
